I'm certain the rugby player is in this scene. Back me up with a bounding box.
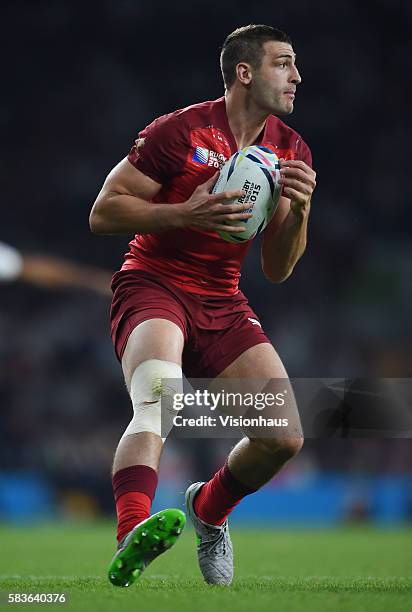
[90,24,316,587]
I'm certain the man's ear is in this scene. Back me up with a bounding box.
[235,62,253,86]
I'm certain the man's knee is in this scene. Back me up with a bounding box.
[122,359,183,442]
[253,435,304,461]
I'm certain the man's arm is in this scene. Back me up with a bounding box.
[89,158,179,235]
[0,240,112,296]
[89,158,253,236]
[20,256,113,296]
[261,159,316,283]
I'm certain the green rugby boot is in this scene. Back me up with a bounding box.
[108,508,186,587]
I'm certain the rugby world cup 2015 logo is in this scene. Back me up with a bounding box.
[192,146,227,168]
[192,146,209,164]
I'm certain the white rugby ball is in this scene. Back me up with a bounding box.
[212,145,281,243]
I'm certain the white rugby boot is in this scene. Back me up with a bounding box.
[185,482,234,586]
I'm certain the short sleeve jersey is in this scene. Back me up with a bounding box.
[124,97,312,296]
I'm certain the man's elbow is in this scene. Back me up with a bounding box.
[89,209,105,235]
[262,264,293,284]
[261,255,294,283]
[89,198,112,235]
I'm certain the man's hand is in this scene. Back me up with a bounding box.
[278,159,316,217]
[178,172,253,233]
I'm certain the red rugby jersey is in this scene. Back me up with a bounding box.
[123,96,312,296]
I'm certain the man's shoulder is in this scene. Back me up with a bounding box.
[264,115,311,163]
[265,114,305,144]
[129,97,229,184]
[149,97,224,131]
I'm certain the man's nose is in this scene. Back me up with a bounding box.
[291,66,301,85]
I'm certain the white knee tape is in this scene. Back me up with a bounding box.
[121,359,183,442]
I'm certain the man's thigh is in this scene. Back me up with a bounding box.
[211,343,303,440]
[217,343,287,380]
[122,319,185,392]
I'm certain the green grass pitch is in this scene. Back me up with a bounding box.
[0,522,411,611]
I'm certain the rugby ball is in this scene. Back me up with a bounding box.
[212,145,281,243]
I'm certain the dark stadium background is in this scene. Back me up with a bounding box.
[1,0,411,525]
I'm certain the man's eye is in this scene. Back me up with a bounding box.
[278,63,287,68]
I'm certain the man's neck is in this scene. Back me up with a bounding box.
[225,89,270,150]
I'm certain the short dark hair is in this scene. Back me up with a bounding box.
[220,24,292,89]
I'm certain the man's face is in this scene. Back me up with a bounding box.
[250,41,301,115]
